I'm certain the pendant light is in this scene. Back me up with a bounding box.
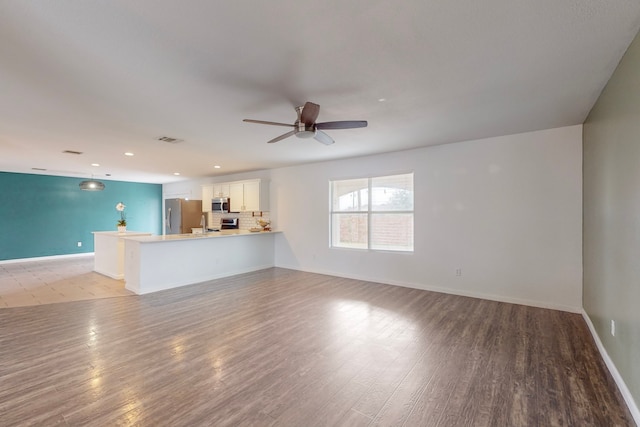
[79,179,105,191]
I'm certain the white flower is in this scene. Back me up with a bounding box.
[116,202,127,225]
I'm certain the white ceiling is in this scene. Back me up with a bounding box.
[2,1,640,184]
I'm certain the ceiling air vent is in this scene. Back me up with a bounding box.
[32,167,47,171]
[157,136,183,144]
[63,150,83,155]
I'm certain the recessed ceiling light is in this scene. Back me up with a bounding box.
[214,165,221,169]
[91,163,100,167]
[124,152,134,156]
[378,98,386,102]
[173,172,180,176]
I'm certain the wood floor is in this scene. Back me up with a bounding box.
[0,268,634,426]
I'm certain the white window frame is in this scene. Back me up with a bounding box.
[330,173,414,252]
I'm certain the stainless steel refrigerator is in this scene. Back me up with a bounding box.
[164,199,203,234]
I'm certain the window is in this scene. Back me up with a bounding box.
[330,173,414,251]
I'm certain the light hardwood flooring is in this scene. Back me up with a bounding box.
[0,266,634,426]
[0,256,132,307]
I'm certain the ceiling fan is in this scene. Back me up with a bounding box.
[243,101,367,145]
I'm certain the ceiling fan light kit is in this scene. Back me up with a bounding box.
[244,101,367,145]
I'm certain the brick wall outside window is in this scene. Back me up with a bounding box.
[331,173,414,252]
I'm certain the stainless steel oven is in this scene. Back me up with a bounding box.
[220,218,238,229]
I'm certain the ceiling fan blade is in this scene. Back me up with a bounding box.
[315,120,368,130]
[243,119,295,127]
[300,102,320,126]
[314,130,334,145]
[267,130,296,144]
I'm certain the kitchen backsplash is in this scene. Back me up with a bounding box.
[208,211,271,231]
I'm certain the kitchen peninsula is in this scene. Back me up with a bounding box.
[93,231,153,279]
[122,230,280,294]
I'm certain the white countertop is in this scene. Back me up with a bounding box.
[123,229,280,243]
[93,231,153,237]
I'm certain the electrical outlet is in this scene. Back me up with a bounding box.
[77,241,82,247]
[455,268,462,277]
[611,320,616,337]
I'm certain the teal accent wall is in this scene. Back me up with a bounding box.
[0,172,162,261]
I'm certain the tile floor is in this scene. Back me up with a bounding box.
[0,255,133,308]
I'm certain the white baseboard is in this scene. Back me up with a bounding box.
[0,252,95,265]
[582,310,640,425]
[93,268,123,280]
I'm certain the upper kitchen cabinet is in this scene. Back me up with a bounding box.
[201,185,213,212]
[213,183,230,198]
[229,179,269,212]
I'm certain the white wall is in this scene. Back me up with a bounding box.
[163,125,583,311]
[271,125,583,312]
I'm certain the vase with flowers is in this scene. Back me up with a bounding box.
[116,202,127,232]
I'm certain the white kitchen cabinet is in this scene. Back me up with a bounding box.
[201,185,213,212]
[213,183,230,198]
[229,182,244,212]
[243,180,260,211]
[229,179,269,212]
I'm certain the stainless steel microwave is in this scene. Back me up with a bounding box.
[212,197,230,213]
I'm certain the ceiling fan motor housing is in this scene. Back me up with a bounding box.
[295,122,316,138]
[243,101,366,144]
